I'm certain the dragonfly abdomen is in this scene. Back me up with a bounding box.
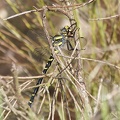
[28,54,54,107]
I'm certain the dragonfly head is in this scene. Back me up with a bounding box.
[60,25,70,37]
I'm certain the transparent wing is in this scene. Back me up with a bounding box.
[26,28,48,46]
[79,36,87,50]
[26,29,51,61]
[67,36,87,51]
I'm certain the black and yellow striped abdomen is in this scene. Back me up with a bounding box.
[28,54,54,107]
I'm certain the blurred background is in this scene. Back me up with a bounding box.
[0,0,120,120]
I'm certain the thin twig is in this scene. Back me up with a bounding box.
[51,82,59,120]
[65,83,85,118]
[0,88,17,115]
[94,78,103,115]
[68,0,96,12]
[3,10,37,20]
[56,55,120,70]
[0,73,53,80]
[60,79,71,120]
[11,63,26,109]
[89,14,120,21]
[3,0,95,21]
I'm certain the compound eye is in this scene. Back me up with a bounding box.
[61,25,69,32]
[65,26,69,30]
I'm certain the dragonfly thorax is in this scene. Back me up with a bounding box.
[52,34,66,47]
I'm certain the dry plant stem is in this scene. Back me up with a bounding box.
[61,96,65,120]
[58,73,86,116]
[3,10,37,20]
[11,63,39,120]
[76,40,92,118]
[59,79,71,120]
[56,36,80,77]
[1,88,18,115]
[61,0,73,19]
[51,82,59,120]
[3,0,95,21]
[89,13,120,21]
[66,47,92,117]
[37,85,50,114]
[94,78,103,115]
[56,55,76,78]
[59,79,65,120]
[55,55,120,70]
[1,90,29,120]
[36,67,58,114]
[0,73,53,80]
[20,5,70,21]
[67,4,93,116]
[46,88,51,120]
[68,0,95,11]
[67,40,80,75]
[65,83,85,118]
[37,92,46,114]
[41,6,56,59]
[55,34,80,79]
[64,14,92,118]
[57,45,75,75]
[37,66,58,116]
[1,99,17,120]
[11,63,26,109]
[55,55,98,104]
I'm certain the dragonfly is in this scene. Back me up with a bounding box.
[28,19,86,107]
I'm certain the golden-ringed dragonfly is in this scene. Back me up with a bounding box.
[28,20,77,107]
